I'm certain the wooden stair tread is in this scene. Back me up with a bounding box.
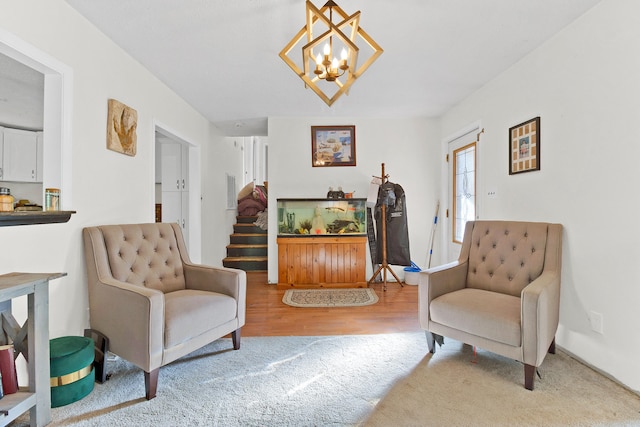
[235,216,259,224]
[233,226,267,234]
[226,216,268,272]
[223,256,268,261]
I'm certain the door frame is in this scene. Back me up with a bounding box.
[442,121,482,264]
[154,122,201,262]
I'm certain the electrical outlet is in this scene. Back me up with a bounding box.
[589,311,604,334]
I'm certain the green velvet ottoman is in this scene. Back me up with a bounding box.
[50,336,95,408]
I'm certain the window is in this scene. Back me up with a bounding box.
[452,142,476,243]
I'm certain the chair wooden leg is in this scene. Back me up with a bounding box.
[84,328,110,384]
[232,328,241,350]
[548,338,556,354]
[425,332,436,354]
[145,368,159,400]
[524,364,536,390]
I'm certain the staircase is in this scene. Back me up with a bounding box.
[223,215,267,272]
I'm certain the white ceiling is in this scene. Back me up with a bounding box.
[2,1,601,136]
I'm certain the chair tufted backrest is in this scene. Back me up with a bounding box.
[465,221,549,297]
[98,223,186,293]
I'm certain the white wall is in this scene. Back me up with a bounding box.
[0,1,215,350]
[267,116,441,284]
[439,0,640,391]
[200,131,244,266]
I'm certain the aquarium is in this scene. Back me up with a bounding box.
[277,198,367,236]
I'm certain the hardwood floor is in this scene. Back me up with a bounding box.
[242,272,422,336]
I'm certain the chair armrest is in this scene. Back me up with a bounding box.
[182,263,247,326]
[521,271,561,366]
[88,277,165,371]
[182,263,246,299]
[170,219,246,303]
[418,261,468,329]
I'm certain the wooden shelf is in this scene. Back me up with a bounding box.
[0,391,37,423]
[0,211,75,227]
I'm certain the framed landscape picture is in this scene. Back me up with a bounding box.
[509,117,540,174]
[311,125,356,167]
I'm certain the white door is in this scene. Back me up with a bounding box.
[446,127,479,262]
[161,143,182,192]
[161,191,182,226]
[243,136,268,186]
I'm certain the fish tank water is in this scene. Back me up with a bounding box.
[277,198,367,236]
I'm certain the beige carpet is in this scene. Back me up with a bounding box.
[12,333,640,426]
[363,339,640,427]
[282,288,378,307]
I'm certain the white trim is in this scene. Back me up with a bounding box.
[0,27,74,209]
[153,120,202,262]
[442,120,483,145]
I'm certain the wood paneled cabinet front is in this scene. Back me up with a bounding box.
[277,236,367,289]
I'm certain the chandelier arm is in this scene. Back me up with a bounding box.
[350,28,383,77]
[306,1,333,30]
[307,1,360,44]
[323,2,352,21]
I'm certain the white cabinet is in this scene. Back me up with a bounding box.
[161,143,188,192]
[0,127,42,183]
[36,131,44,182]
[160,142,189,244]
[0,128,3,180]
[161,191,189,240]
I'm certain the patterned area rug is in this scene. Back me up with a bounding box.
[282,288,378,307]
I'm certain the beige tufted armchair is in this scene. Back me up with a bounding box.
[419,220,562,390]
[83,223,246,399]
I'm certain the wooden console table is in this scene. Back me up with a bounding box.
[0,272,65,427]
[277,236,367,289]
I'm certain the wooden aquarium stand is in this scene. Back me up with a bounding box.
[277,236,367,289]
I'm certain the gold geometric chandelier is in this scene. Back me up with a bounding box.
[279,0,383,106]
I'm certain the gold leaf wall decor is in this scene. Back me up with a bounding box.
[107,98,137,156]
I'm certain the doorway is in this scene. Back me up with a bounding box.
[154,127,193,248]
[445,124,480,262]
[242,136,268,187]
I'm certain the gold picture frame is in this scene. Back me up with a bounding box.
[311,125,356,167]
[107,99,137,156]
[509,117,540,174]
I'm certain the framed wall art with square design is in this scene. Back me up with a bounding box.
[311,125,356,167]
[509,117,540,175]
